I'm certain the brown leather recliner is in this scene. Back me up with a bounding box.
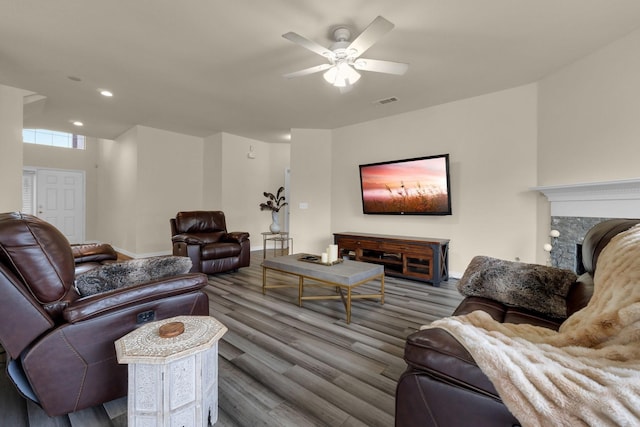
[171,211,250,274]
[70,242,118,274]
[0,212,210,417]
[395,218,640,427]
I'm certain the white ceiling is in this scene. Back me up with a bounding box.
[2,0,640,143]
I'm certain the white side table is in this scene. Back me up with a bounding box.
[115,315,227,427]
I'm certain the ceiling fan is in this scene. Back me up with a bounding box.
[282,16,409,92]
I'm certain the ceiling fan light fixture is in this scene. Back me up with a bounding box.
[323,63,361,87]
[283,16,407,89]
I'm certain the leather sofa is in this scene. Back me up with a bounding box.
[71,242,118,274]
[395,218,640,427]
[171,211,250,274]
[0,212,210,416]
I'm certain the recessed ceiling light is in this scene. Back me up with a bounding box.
[72,121,84,127]
[99,89,113,97]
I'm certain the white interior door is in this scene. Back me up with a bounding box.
[36,169,85,243]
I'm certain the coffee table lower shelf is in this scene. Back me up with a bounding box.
[261,254,385,324]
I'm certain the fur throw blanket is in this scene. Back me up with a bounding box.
[457,256,577,318]
[75,256,192,296]
[423,224,640,426]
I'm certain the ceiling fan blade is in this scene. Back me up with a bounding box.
[283,63,333,79]
[347,16,394,57]
[353,58,408,75]
[282,32,333,58]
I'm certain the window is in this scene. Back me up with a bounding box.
[23,129,86,149]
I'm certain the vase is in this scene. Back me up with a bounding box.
[269,211,281,233]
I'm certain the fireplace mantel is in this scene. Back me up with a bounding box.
[532,178,640,218]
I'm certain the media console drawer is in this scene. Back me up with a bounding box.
[340,238,381,251]
[334,232,449,286]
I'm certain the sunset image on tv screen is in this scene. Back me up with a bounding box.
[360,156,450,214]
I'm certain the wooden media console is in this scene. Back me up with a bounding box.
[333,232,450,286]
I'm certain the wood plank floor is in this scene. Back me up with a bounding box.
[1,251,462,426]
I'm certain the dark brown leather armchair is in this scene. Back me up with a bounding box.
[71,242,118,274]
[170,211,250,274]
[395,218,640,427]
[0,212,209,417]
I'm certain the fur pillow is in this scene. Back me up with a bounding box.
[457,256,577,318]
[75,256,193,297]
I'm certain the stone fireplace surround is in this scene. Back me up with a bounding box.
[533,178,640,272]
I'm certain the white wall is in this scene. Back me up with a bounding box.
[95,128,288,256]
[219,133,290,250]
[0,84,25,212]
[538,28,640,187]
[97,126,204,256]
[137,126,204,254]
[97,128,139,252]
[536,27,640,263]
[331,85,539,276]
[289,129,333,253]
[203,133,223,209]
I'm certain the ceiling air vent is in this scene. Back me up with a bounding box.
[374,96,398,105]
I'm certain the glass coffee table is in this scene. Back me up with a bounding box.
[261,253,384,323]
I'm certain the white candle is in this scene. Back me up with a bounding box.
[321,252,328,263]
[328,244,338,262]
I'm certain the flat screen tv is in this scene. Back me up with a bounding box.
[359,154,451,215]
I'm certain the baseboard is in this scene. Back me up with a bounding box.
[449,271,463,280]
